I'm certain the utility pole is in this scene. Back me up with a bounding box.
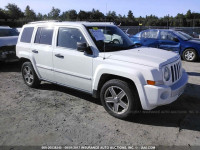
[167,14,169,29]
[193,17,195,28]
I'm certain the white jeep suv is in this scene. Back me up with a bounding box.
[16,21,188,119]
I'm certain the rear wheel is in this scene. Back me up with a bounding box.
[100,79,141,119]
[183,49,198,62]
[22,62,40,88]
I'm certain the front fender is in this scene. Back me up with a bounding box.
[92,64,146,91]
[92,64,153,110]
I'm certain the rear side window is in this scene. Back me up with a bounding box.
[34,27,54,45]
[20,27,34,43]
[141,30,158,39]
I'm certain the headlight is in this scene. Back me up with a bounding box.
[164,67,170,81]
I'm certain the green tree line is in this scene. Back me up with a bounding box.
[0,3,200,27]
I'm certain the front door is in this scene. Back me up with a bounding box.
[158,31,181,52]
[53,27,93,93]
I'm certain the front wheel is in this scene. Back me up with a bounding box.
[21,62,41,88]
[182,49,198,62]
[100,79,141,119]
[135,44,142,47]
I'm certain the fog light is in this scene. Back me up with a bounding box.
[160,91,169,100]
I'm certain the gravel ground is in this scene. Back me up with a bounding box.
[0,61,200,148]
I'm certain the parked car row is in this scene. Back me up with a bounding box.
[129,29,200,62]
[1,24,200,63]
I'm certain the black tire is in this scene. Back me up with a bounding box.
[182,49,198,62]
[21,62,40,88]
[100,79,141,119]
[135,44,142,47]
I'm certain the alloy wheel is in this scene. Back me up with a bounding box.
[104,86,129,114]
[185,50,195,61]
[23,66,34,85]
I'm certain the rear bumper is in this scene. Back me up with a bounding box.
[143,70,188,110]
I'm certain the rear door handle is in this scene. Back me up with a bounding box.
[32,50,38,53]
[55,54,64,59]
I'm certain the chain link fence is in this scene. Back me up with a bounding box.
[1,19,200,38]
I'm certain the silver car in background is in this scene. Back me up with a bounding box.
[0,26,19,62]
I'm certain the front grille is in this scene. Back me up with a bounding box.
[0,45,16,52]
[170,61,181,83]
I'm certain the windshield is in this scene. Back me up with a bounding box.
[86,26,135,52]
[0,28,19,37]
[134,32,140,37]
[175,31,192,41]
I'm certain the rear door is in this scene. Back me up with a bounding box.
[140,30,159,48]
[158,31,181,52]
[31,27,54,81]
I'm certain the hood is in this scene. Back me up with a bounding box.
[192,38,200,41]
[187,39,200,44]
[0,36,18,47]
[104,47,179,68]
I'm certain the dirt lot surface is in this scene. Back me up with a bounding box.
[0,61,200,148]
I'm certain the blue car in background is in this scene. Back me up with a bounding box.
[130,29,200,62]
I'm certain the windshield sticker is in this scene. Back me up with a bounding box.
[89,29,105,41]
[92,27,98,30]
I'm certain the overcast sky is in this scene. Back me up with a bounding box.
[0,0,199,17]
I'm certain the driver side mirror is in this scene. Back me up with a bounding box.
[77,42,93,55]
[173,37,179,42]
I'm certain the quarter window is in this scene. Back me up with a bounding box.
[57,27,86,49]
[34,27,54,45]
[141,30,158,39]
[20,27,34,43]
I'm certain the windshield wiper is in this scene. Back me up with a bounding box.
[184,38,192,41]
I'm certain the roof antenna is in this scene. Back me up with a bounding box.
[103,3,107,60]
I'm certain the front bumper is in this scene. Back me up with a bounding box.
[0,46,18,62]
[143,69,188,110]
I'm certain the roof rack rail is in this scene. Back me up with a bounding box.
[28,20,61,24]
[89,22,114,24]
[61,21,89,23]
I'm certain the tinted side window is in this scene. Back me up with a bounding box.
[34,27,54,45]
[20,27,34,43]
[141,30,158,39]
[57,27,86,49]
[160,31,176,41]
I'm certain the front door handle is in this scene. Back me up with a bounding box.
[32,50,38,53]
[55,54,64,59]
